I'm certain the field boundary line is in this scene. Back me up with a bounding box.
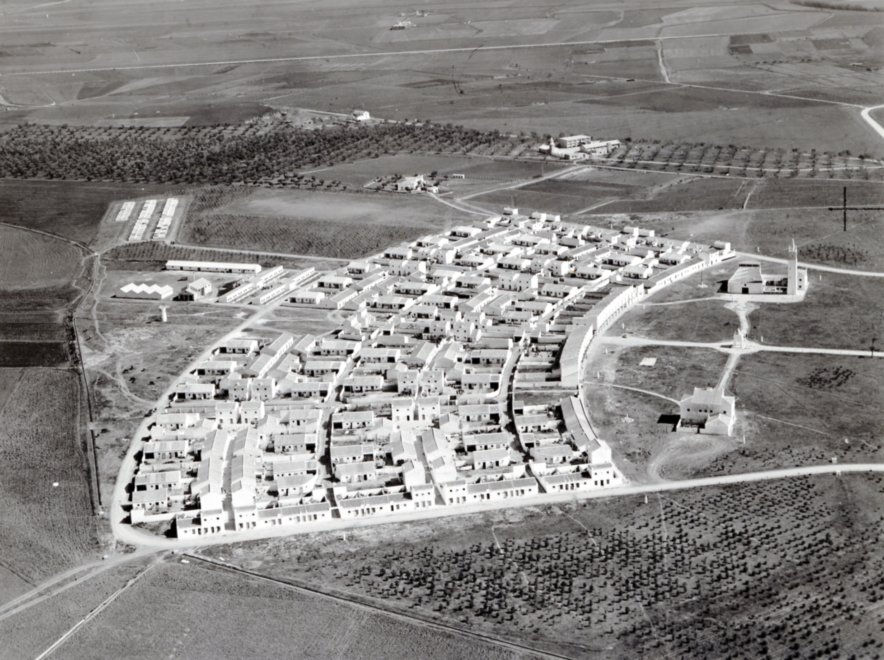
[184,554,588,660]
[33,557,161,660]
[0,220,94,255]
[0,35,866,109]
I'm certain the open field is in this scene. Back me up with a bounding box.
[620,297,740,345]
[581,176,884,217]
[0,369,98,589]
[722,352,884,473]
[56,560,543,660]
[203,473,884,660]
[179,188,473,258]
[749,270,884,350]
[0,224,83,290]
[0,180,181,246]
[0,558,154,654]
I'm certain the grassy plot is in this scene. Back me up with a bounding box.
[58,561,542,660]
[179,188,472,259]
[720,352,884,474]
[0,369,97,586]
[619,297,740,345]
[748,270,884,350]
[0,341,69,367]
[204,474,884,660]
[0,224,83,290]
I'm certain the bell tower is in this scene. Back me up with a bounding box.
[787,239,798,296]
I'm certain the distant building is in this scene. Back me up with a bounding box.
[353,110,371,121]
[555,135,592,149]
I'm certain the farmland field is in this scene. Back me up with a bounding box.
[0,558,154,655]
[0,369,97,587]
[0,225,83,290]
[204,473,884,660]
[179,188,473,258]
[0,341,69,367]
[57,560,543,660]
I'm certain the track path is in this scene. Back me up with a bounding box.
[33,557,161,660]
[860,105,884,141]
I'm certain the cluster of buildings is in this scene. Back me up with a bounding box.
[127,207,736,538]
[538,135,622,161]
[120,198,180,242]
[116,262,316,304]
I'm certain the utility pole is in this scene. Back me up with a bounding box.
[828,186,884,232]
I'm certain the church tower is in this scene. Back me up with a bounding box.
[787,239,798,296]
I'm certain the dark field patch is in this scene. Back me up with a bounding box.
[102,242,309,271]
[730,34,774,45]
[0,180,180,245]
[180,214,437,259]
[0,341,69,367]
[748,178,884,209]
[0,323,67,342]
[584,85,815,112]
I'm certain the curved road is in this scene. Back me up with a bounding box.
[861,105,884,141]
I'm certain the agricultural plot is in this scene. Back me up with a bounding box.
[604,138,877,180]
[0,559,153,652]
[101,243,319,272]
[0,122,518,187]
[0,341,69,367]
[58,561,542,660]
[0,369,97,586]
[206,474,884,660]
[0,224,83,291]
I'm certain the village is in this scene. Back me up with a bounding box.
[125,207,738,538]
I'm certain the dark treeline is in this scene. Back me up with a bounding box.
[0,122,514,185]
